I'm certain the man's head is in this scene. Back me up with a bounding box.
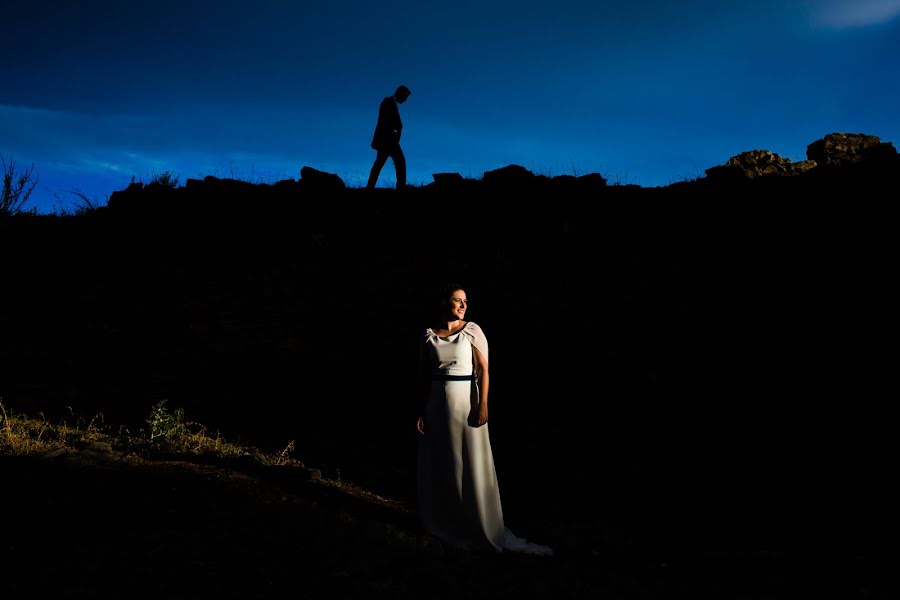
[394,85,411,104]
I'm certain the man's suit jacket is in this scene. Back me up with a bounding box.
[371,96,402,150]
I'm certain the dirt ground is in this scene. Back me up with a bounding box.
[3,442,897,599]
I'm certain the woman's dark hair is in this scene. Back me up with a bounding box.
[417,282,469,325]
[427,282,467,316]
[441,281,466,300]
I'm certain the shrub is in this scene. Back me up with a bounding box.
[2,399,257,460]
[149,171,179,188]
[1,152,39,216]
[145,399,244,455]
[53,188,108,215]
[146,399,188,444]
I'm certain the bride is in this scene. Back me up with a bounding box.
[415,283,552,556]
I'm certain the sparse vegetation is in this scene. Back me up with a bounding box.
[146,399,188,443]
[0,398,283,462]
[202,160,287,185]
[0,398,401,515]
[149,170,180,188]
[1,152,39,216]
[1,400,110,454]
[52,187,108,215]
[145,399,245,455]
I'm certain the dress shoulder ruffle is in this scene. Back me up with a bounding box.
[460,321,489,363]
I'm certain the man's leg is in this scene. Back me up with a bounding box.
[392,146,407,189]
[367,150,389,188]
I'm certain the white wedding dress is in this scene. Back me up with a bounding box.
[416,322,553,556]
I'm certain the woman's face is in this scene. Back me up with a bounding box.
[446,289,467,321]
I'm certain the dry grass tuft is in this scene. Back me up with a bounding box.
[0,399,284,464]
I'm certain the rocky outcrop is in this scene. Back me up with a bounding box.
[806,132,897,167]
[299,166,346,191]
[703,132,897,184]
[704,150,816,181]
[102,132,895,209]
[427,164,607,193]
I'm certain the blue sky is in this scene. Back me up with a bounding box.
[2,0,899,213]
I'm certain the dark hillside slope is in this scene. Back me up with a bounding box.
[1,160,898,597]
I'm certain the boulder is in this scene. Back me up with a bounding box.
[806,132,897,167]
[705,149,816,181]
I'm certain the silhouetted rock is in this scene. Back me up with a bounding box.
[107,181,144,208]
[548,172,608,192]
[482,164,539,188]
[202,175,257,195]
[272,178,303,194]
[299,166,345,191]
[427,172,481,193]
[431,172,465,186]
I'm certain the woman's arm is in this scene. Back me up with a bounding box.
[416,340,431,434]
[472,345,490,427]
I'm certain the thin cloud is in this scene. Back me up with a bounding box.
[811,0,900,28]
[0,104,298,211]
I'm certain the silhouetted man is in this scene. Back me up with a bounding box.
[367,85,411,189]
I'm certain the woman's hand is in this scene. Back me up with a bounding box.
[473,407,488,427]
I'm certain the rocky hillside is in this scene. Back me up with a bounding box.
[1,131,897,598]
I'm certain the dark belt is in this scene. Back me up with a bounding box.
[431,374,474,381]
